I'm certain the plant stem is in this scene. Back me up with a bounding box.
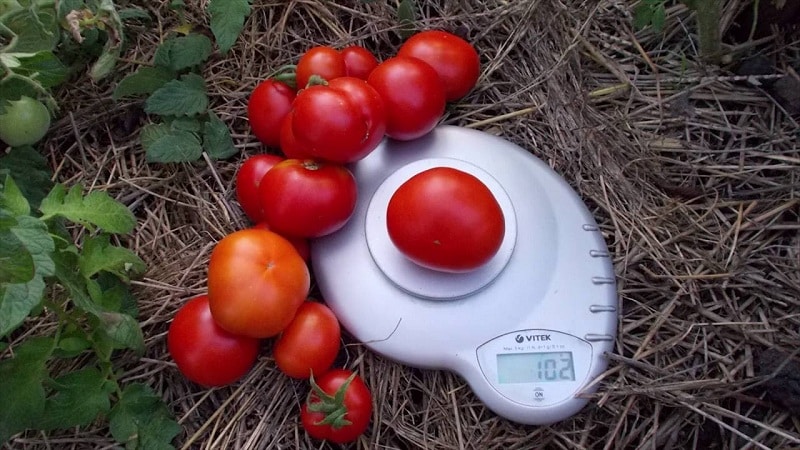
[687,0,723,64]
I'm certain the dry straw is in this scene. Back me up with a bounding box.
[9,0,799,449]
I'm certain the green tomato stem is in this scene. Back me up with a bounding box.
[306,371,356,430]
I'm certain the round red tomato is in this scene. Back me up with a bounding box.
[236,154,284,223]
[397,30,480,101]
[167,295,260,387]
[259,159,357,238]
[252,221,310,263]
[290,77,385,163]
[207,229,310,338]
[301,369,372,444]
[247,79,296,148]
[274,301,341,379]
[296,46,346,89]
[279,114,313,159]
[340,46,379,79]
[386,167,505,272]
[367,56,445,140]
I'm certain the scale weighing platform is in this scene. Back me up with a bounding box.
[311,125,618,425]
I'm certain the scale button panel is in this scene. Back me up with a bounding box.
[476,330,593,408]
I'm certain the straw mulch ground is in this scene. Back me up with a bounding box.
[7,1,800,449]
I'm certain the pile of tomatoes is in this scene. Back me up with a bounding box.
[167,30,482,444]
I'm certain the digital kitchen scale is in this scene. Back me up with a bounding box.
[311,125,618,425]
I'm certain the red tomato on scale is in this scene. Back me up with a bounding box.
[386,167,505,272]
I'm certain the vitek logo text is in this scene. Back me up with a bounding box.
[515,334,551,343]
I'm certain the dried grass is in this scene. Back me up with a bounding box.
[4,0,800,449]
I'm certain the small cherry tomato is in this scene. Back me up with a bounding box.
[296,46,346,89]
[367,57,445,141]
[167,295,260,387]
[387,167,505,272]
[259,159,357,238]
[340,46,379,79]
[291,77,385,163]
[274,300,341,379]
[301,369,372,444]
[236,154,284,223]
[397,30,480,101]
[208,229,310,338]
[247,79,296,148]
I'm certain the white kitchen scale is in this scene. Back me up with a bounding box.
[311,125,618,425]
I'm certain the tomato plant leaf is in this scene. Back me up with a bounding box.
[79,234,146,282]
[52,247,104,317]
[2,6,60,53]
[397,0,416,38]
[109,383,180,450]
[6,51,69,89]
[208,0,251,54]
[0,228,35,284]
[11,216,55,277]
[139,123,170,149]
[0,146,53,210]
[203,111,238,159]
[117,7,151,22]
[39,184,137,234]
[113,66,175,100]
[38,367,114,431]
[0,336,53,443]
[144,129,203,163]
[163,34,213,72]
[170,117,202,133]
[95,311,145,355]
[144,73,208,117]
[1,175,30,217]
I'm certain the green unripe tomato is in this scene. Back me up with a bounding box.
[0,96,51,147]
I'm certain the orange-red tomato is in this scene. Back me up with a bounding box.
[207,229,310,338]
[274,301,341,379]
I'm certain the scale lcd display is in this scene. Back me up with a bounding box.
[497,351,575,384]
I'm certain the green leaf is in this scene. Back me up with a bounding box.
[170,117,202,133]
[167,34,213,71]
[203,111,238,159]
[0,215,54,336]
[144,129,203,163]
[90,49,121,81]
[117,7,151,21]
[397,0,416,38]
[3,6,60,53]
[39,184,137,234]
[38,368,114,431]
[79,234,146,282]
[139,123,170,149]
[1,175,30,216]
[208,0,251,54]
[52,247,103,317]
[0,228,34,284]
[94,311,145,355]
[0,337,53,442]
[113,66,175,100]
[55,334,92,358]
[6,51,68,89]
[0,146,53,210]
[109,383,180,450]
[144,73,208,117]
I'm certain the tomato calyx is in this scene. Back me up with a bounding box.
[270,64,299,89]
[305,74,329,88]
[301,159,322,171]
[306,371,357,429]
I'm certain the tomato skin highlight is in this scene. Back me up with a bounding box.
[301,369,372,444]
[259,159,358,238]
[387,167,505,272]
[247,79,296,148]
[397,30,480,101]
[340,46,379,79]
[207,229,310,338]
[274,301,341,379]
[296,46,346,88]
[235,154,284,223]
[367,56,446,141]
[167,295,260,387]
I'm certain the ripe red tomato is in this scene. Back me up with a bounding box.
[290,77,385,163]
[296,46,346,89]
[386,167,505,272]
[340,46,379,79]
[207,229,310,338]
[167,295,260,387]
[259,159,358,238]
[236,154,284,223]
[397,30,480,101]
[301,369,372,444]
[279,114,313,159]
[273,301,341,379]
[367,57,445,140]
[247,79,296,148]
[252,221,310,263]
